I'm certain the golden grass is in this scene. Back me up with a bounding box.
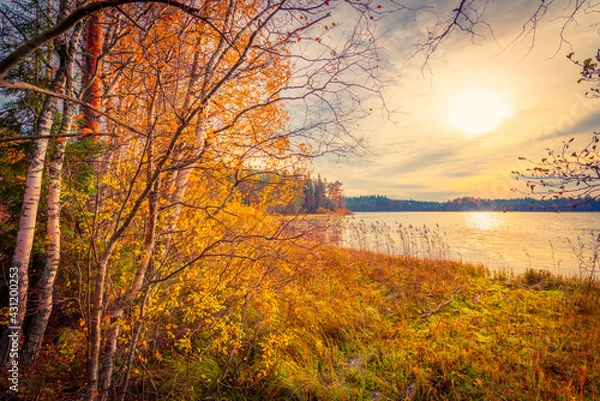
[19,245,600,400]
[263,246,600,401]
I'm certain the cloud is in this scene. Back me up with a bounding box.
[314,0,600,201]
[537,108,600,141]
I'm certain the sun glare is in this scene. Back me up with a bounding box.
[465,212,500,231]
[448,89,511,135]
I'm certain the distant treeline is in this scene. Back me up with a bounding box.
[344,195,600,212]
[240,174,345,214]
[300,175,345,214]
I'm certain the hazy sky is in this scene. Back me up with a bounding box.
[314,1,600,201]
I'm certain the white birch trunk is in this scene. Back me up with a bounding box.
[22,103,73,362]
[21,14,82,362]
[11,91,60,337]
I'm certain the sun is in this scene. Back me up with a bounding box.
[447,89,511,135]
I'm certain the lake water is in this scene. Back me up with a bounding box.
[336,212,600,278]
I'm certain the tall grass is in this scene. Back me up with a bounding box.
[340,217,599,281]
[266,247,600,400]
[341,218,451,260]
[137,246,600,400]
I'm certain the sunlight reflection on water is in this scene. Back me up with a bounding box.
[464,212,501,231]
[339,211,600,277]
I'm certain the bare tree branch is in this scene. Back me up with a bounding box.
[0,0,210,80]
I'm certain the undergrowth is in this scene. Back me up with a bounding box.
[261,248,600,401]
[18,246,600,400]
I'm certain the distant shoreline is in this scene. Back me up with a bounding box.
[349,209,600,213]
[344,195,600,213]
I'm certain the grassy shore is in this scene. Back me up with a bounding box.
[21,245,600,400]
[254,246,600,400]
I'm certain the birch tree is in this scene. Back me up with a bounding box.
[1,0,69,361]
[21,2,84,362]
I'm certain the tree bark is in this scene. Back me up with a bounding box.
[21,7,83,362]
[85,242,118,401]
[22,93,75,364]
[83,14,102,141]
[9,65,65,352]
[98,322,121,401]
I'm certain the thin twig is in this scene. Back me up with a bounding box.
[419,286,461,318]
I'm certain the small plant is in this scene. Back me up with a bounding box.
[568,231,599,288]
[522,269,553,289]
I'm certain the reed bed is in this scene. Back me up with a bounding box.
[339,218,451,261]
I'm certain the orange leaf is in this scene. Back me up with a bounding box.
[81,128,93,135]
